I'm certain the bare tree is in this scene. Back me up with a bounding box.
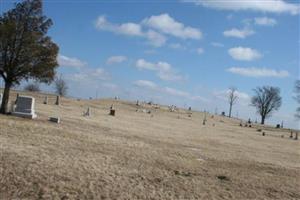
[251,86,282,125]
[295,80,300,119]
[54,75,68,96]
[228,87,238,118]
[24,82,40,92]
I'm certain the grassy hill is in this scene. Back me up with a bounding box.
[0,91,299,199]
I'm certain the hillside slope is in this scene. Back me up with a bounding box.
[0,91,299,199]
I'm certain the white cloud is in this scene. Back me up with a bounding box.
[211,42,224,47]
[227,67,290,78]
[95,13,203,47]
[169,43,185,49]
[142,13,202,40]
[133,79,207,101]
[95,15,166,47]
[164,87,189,97]
[145,29,167,47]
[95,16,143,36]
[106,56,127,65]
[197,48,204,55]
[134,80,158,90]
[58,55,87,68]
[223,27,255,39]
[67,68,110,83]
[254,17,277,26]
[228,47,262,61]
[135,59,185,82]
[185,0,300,15]
[136,59,157,70]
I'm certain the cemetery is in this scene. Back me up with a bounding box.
[0,0,299,199]
[0,90,299,199]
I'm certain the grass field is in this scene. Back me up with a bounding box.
[0,91,299,199]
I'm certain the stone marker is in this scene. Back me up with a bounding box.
[43,96,48,104]
[0,93,2,105]
[55,95,60,105]
[84,107,91,117]
[12,95,37,119]
[290,131,293,138]
[49,117,60,123]
[262,132,265,136]
[15,93,19,104]
[109,104,115,116]
[295,132,298,140]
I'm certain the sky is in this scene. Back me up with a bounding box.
[1,0,300,129]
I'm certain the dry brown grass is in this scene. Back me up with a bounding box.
[1,91,300,199]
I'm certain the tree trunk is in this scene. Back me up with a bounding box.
[261,116,265,125]
[229,103,232,118]
[0,82,11,114]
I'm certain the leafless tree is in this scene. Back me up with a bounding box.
[295,80,300,119]
[228,87,238,118]
[251,86,282,125]
[24,82,40,92]
[54,75,68,96]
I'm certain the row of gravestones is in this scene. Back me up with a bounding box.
[0,93,114,120]
[0,93,61,119]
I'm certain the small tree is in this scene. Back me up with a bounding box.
[0,0,59,113]
[54,75,68,96]
[251,86,282,125]
[295,80,300,119]
[228,87,238,118]
[24,82,40,92]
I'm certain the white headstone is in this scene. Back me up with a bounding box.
[12,95,37,119]
[0,93,2,106]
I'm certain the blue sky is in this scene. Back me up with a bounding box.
[1,0,300,128]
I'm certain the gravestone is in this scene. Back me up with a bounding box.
[12,95,37,119]
[15,93,19,104]
[55,95,60,105]
[49,117,60,123]
[0,93,2,105]
[295,132,298,140]
[109,105,115,116]
[43,96,48,104]
[84,107,91,117]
